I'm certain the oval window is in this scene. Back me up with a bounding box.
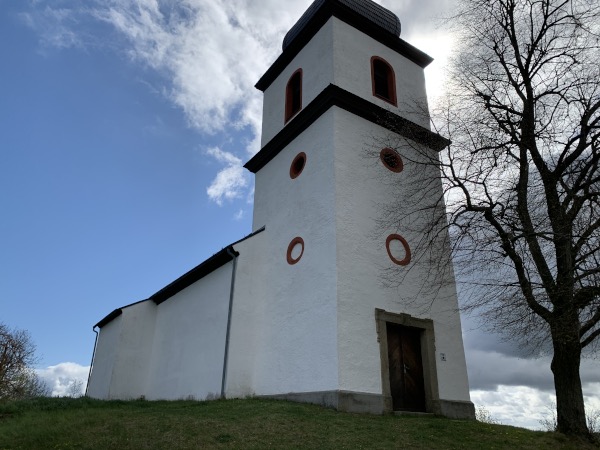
[386,234,411,266]
[287,237,305,265]
[290,152,306,179]
[380,148,403,173]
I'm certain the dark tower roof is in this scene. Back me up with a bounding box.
[255,0,430,92]
[283,0,401,50]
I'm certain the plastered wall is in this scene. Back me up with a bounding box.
[252,111,339,395]
[261,19,335,145]
[145,264,232,400]
[332,19,430,129]
[332,108,471,402]
[260,17,431,148]
[86,316,121,399]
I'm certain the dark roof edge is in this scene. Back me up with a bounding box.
[94,227,267,327]
[244,85,449,173]
[94,298,150,328]
[255,2,432,92]
[151,226,266,305]
[150,249,234,305]
[231,225,266,247]
[95,308,122,328]
[284,0,401,50]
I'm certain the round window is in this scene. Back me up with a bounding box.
[286,237,305,265]
[290,152,306,179]
[380,148,403,173]
[386,234,411,266]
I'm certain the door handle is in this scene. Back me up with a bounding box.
[403,363,409,374]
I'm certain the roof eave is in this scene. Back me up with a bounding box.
[95,308,123,329]
[255,2,432,92]
[244,85,449,173]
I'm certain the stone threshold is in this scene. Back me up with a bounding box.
[394,410,435,417]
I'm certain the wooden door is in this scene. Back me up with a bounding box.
[386,323,426,412]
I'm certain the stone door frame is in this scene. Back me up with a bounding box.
[375,308,441,414]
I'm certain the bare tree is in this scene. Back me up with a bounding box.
[66,379,84,398]
[378,0,600,438]
[0,322,50,400]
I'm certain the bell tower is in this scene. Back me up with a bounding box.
[242,0,474,418]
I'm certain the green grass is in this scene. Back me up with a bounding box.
[0,397,596,449]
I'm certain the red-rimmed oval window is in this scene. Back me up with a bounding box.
[290,152,306,179]
[380,148,403,173]
[386,234,411,266]
[287,237,305,265]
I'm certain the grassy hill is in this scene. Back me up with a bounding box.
[0,397,597,449]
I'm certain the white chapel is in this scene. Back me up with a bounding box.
[86,0,475,419]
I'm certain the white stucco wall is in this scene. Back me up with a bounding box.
[145,263,232,400]
[253,14,467,402]
[260,17,431,149]
[86,316,121,399]
[252,110,339,395]
[332,19,430,129]
[108,301,157,399]
[225,231,267,398]
[332,108,471,402]
[87,300,157,399]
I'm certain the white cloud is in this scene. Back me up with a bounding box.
[88,0,312,204]
[464,327,600,430]
[471,385,555,429]
[21,0,455,206]
[406,30,455,103]
[205,146,242,166]
[19,0,310,206]
[205,147,249,205]
[472,384,600,430]
[246,185,255,205]
[37,362,90,397]
[19,7,84,51]
[92,0,304,142]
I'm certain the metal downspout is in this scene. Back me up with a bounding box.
[85,326,99,396]
[221,247,238,399]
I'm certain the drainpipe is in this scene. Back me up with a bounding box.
[85,326,99,396]
[221,246,238,399]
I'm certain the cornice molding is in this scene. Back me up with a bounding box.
[244,85,449,174]
[255,2,432,92]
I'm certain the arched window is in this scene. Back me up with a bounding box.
[285,69,303,122]
[371,57,397,106]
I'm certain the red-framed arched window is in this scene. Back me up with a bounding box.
[285,69,303,122]
[371,56,397,106]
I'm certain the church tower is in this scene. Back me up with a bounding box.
[87,0,474,420]
[240,0,474,418]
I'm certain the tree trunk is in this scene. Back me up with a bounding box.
[550,326,588,436]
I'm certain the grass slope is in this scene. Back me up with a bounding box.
[0,397,597,449]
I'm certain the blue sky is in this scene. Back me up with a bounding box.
[1,0,599,429]
[0,1,270,365]
[1,1,259,367]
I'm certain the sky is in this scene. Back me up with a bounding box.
[1,0,599,429]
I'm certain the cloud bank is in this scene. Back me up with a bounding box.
[20,0,451,207]
[37,362,90,397]
[20,0,313,207]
